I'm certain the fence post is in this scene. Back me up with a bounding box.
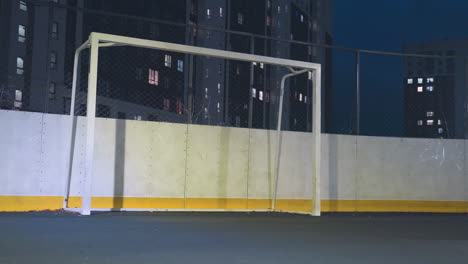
[356,51,361,135]
[248,36,255,128]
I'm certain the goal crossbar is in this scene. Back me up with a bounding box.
[65,32,321,216]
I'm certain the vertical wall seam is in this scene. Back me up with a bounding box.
[183,122,189,209]
[38,113,46,195]
[246,128,252,208]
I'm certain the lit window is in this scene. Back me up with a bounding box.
[18,25,26,42]
[426,86,434,92]
[219,7,223,17]
[148,69,159,86]
[49,82,56,99]
[177,60,184,72]
[217,83,221,93]
[205,68,209,78]
[252,88,257,98]
[418,78,423,84]
[300,15,304,22]
[14,90,22,108]
[277,5,281,13]
[164,55,172,67]
[427,120,434,126]
[260,63,264,69]
[15,90,22,102]
[252,62,257,66]
[259,91,263,101]
[304,96,307,103]
[407,78,413,84]
[237,13,243,24]
[176,100,183,115]
[134,115,142,121]
[217,102,221,113]
[417,120,423,126]
[438,120,442,125]
[206,9,211,19]
[427,77,434,83]
[427,111,434,117]
[204,108,208,119]
[417,86,423,93]
[438,128,443,134]
[19,1,27,11]
[51,22,59,39]
[205,88,208,99]
[299,93,303,102]
[49,52,57,69]
[308,71,312,80]
[16,57,24,75]
[163,98,170,110]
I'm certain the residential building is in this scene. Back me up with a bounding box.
[403,40,468,138]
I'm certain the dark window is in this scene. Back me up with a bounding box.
[63,97,71,113]
[49,82,56,99]
[51,22,59,39]
[50,52,57,69]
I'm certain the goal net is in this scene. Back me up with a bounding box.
[65,32,321,216]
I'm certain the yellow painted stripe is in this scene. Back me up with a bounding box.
[276,199,313,212]
[1,196,468,213]
[91,197,185,209]
[321,200,468,213]
[185,198,248,210]
[247,199,271,210]
[0,196,63,212]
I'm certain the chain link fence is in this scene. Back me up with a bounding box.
[2,1,467,139]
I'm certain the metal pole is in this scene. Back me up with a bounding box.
[187,54,194,124]
[312,68,322,216]
[63,40,89,209]
[81,33,100,215]
[272,68,309,211]
[248,37,255,128]
[356,51,361,135]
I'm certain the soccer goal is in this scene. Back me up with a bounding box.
[64,32,321,216]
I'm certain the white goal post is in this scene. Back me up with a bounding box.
[65,32,321,216]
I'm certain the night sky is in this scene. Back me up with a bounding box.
[330,0,468,136]
[334,0,468,51]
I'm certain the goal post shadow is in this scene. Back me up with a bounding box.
[64,32,322,216]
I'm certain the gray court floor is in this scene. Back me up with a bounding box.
[0,212,467,264]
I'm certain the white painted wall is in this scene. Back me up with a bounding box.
[0,110,467,205]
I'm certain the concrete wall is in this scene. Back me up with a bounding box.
[0,110,467,212]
